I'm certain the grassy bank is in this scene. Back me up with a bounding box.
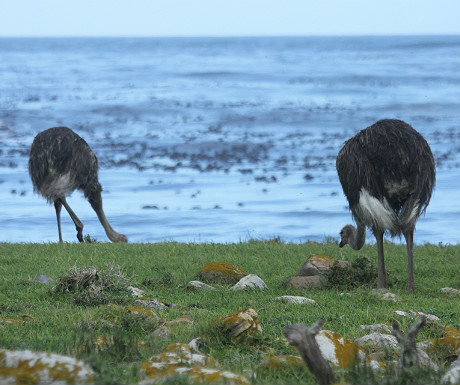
[1,240,459,384]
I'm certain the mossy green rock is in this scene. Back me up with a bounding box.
[199,262,248,284]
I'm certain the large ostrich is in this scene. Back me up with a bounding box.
[29,127,128,243]
[336,119,435,291]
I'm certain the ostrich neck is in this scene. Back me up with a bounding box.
[349,221,366,250]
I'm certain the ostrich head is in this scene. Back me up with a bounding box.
[339,223,365,250]
[339,224,355,248]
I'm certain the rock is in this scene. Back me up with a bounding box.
[186,280,217,291]
[0,349,94,385]
[168,315,194,326]
[230,274,267,291]
[441,287,460,295]
[33,274,54,284]
[256,355,305,372]
[417,326,460,352]
[126,306,165,324]
[285,275,327,289]
[355,333,399,350]
[296,254,351,277]
[315,330,366,368]
[0,317,22,325]
[274,296,316,305]
[151,325,171,339]
[138,366,250,385]
[359,324,392,334]
[127,286,145,297]
[370,288,400,302]
[442,355,460,384]
[393,310,440,322]
[216,308,262,339]
[199,262,248,284]
[139,343,219,379]
[135,297,190,311]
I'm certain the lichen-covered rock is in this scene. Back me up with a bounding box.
[135,297,189,310]
[139,343,219,379]
[186,281,218,291]
[199,262,248,284]
[417,326,460,352]
[256,355,304,371]
[0,349,94,385]
[393,310,440,322]
[138,366,250,385]
[230,274,267,291]
[274,296,316,305]
[355,333,399,350]
[0,317,22,325]
[296,254,351,277]
[315,330,366,368]
[126,305,160,319]
[216,308,262,339]
[359,324,392,334]
[285,275,327,289]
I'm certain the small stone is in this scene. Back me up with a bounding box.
[370,288,400,302]
[393,310,440,322]
[355,333,399,350]
[0,349,94,385]
[186,280,217,291]
[151,325,171,339]
[33,274,54,284]
[296,254,351,276]
[127,286,145,297]
[274,296,316,305]
[216,308,262,339]
[199,262,248,284]
[168,315,194,326]
[359,324,392,334]
[230,274,268,291]
[285,275,327,289]
[441,287,460,295]
[257,355,305,371]
[442,355,460,384]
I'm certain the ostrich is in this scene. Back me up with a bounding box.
[29,127,128,243]
[336,119,435,291]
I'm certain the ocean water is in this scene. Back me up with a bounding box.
[0,36,459,244]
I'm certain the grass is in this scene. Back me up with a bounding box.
[0,240,459,384]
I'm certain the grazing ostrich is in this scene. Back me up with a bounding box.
[336,119,435,291]
[29,127,128,243]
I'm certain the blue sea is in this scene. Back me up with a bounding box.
[0,36,459,244]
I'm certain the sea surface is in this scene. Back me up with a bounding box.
[0,36,459,244]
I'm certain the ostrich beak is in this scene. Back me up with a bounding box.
[339,239,346,248]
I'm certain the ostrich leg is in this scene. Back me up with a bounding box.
[54,200,63,243]
[60,197,84,242]
[374,229,387,288]
[88,193,127,242]
[404,228,415,291]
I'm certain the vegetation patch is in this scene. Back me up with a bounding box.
[327,256,380,289]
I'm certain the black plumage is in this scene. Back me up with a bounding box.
[336,119,435,291]
[29,127,127,243]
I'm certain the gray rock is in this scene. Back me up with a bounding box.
[274,296,316,304]
[33,274,54,284]
[186,280,217,291]
[296,254,351,277]
[285,275,327,289]
[441,287,460,295]
[442,355,460,384]
[355,333,399,350]
[231,274,268,291]
[151,325,171,339]
[359,324,392,334]
[127,286,144,297]
[393,310,440,322]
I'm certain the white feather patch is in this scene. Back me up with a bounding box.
[357,189,397,232]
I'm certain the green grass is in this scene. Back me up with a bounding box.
[0,240,459,384]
